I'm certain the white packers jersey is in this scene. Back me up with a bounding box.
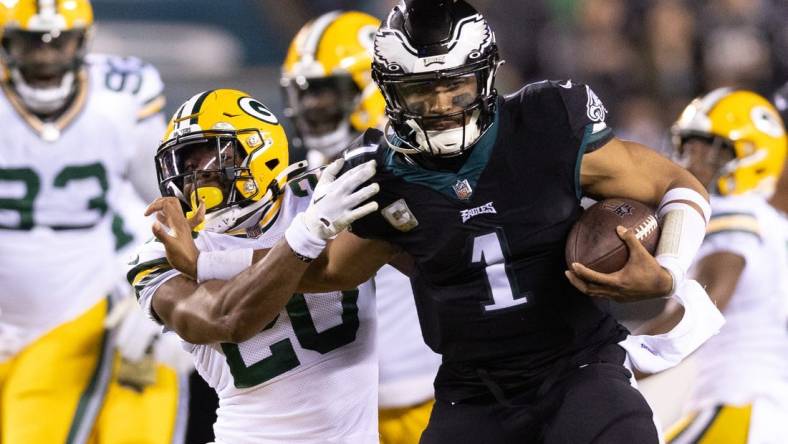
[689,194,788,409]
[375,265,440,408]
[0,54,165,348]
[130,176,378,444]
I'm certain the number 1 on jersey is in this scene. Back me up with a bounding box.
[472,232,528,312]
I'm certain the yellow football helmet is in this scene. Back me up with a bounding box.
[672,88,787,197]
[156,89,303,234]
[0,0,93,114]
[281,10,385,158]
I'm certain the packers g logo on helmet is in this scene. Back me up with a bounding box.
[281,10,385,157]
[673,88,787,197]
[156,89,302,234]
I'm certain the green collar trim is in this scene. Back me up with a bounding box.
[385,114,500,201]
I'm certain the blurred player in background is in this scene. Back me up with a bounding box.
[281,10,441,443]
[771,83,788,214]
[659,89,788,443]
[129,89,381,443]
[0,0,187,442]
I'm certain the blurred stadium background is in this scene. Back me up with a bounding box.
[88,0,788,428]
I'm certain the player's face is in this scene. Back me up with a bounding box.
[285,74,358,139]
[159,138,243,208]
[3,30,83,88]
[396,74,478,130]
[679,137,735,189]
[297,85,344,137]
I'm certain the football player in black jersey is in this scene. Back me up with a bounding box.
[299,1,711,442]
[155,1,711,442]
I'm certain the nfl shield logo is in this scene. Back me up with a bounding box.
[452,179,473,200]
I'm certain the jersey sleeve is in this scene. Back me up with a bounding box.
[695,211,762,263]
[125,238,179,324]
[552,80,614,152]
[128,59,167,202]
[88,54,167,202]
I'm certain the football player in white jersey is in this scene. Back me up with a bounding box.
[128,89,381,444]
[0,1,187,443]
[281,11,442,443]
[659,90,788,443]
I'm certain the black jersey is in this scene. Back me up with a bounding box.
[342,80,628,400]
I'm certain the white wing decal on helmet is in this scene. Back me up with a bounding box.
[374,14,494,74]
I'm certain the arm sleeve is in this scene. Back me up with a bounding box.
[126,239,178,324]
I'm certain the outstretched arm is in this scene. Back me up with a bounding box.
[298,231,400,293]
[144,159,380,344]
[151,238,308,344]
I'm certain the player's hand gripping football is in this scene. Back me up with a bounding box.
[303,158,379,240]
[145,196,205,279]
[565,226,674,302]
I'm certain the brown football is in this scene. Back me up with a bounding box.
[565,198,660,273]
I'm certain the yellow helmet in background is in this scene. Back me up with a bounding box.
[0,0,93,114]
[157,89,301,234]
[281,10,385,159]
[0,0,93,31]
[672,88,787,197]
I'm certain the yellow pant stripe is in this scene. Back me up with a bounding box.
[664,411,699,442]
[667,404,752,444]
[379,399,434,444]
[698,404,751,444]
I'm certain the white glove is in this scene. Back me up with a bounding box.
[286,158,380,259]
[305,158,380,239]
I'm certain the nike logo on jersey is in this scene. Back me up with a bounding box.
[461,201,497,223]
[559,80,572,89]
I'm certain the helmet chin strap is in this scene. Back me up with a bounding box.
[10,69,75,115]
[404,111,481,157]
[302,120,353,158]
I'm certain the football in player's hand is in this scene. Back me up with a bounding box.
[565,199,660,273]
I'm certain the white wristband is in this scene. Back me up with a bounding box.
[657,187,711,223]
[284,213,327,260]
[655,187,709,295]
[197,248,253,283]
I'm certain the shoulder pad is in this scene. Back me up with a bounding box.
[87,53,167,121]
